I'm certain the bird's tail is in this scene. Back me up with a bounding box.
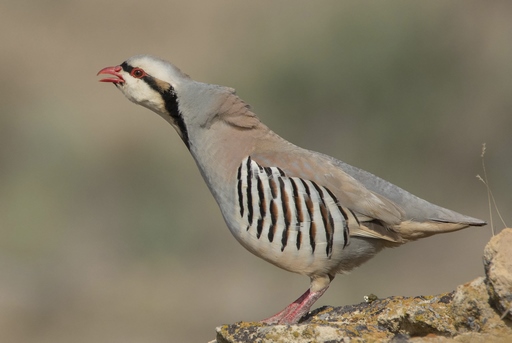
[393,216,486,242]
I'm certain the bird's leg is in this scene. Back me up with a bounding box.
[261,275,332,325]
[261,288,311,324]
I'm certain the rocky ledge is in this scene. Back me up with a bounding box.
[213,228,512,343]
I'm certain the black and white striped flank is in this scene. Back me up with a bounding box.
[236,156,350,258]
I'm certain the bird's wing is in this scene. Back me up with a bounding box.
[250,144,485,243]
[249,149,405,243]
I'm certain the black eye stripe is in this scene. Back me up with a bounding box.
[120,61,133,74]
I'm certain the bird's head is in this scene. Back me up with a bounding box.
[97,55,197,145]
[97,54,189,116]
[98,55,261,149]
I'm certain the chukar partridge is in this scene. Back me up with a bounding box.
[97,55,486,324]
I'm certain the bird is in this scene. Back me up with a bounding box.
[97,55,486,325]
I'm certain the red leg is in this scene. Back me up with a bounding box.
[261,286,329,325]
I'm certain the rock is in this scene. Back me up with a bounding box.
[483,228,512,320]
[213,229,512,342]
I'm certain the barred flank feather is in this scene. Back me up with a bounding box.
[236,156,350,258]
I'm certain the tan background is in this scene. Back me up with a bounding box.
[1,1,511,342]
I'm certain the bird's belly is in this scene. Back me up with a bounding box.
[225,215,350,276]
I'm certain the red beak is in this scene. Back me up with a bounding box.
[97,65,125,84]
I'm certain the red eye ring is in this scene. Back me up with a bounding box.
[130,67,146,79]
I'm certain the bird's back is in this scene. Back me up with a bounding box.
[322,152,485,224]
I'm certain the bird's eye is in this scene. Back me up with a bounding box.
[131,68,146,79]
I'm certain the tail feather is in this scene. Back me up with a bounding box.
[393,218,486,242]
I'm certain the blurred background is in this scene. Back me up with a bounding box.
[1,1,511,342]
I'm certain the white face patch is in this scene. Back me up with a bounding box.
[118,74,155,103]
[114,55,190,117]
